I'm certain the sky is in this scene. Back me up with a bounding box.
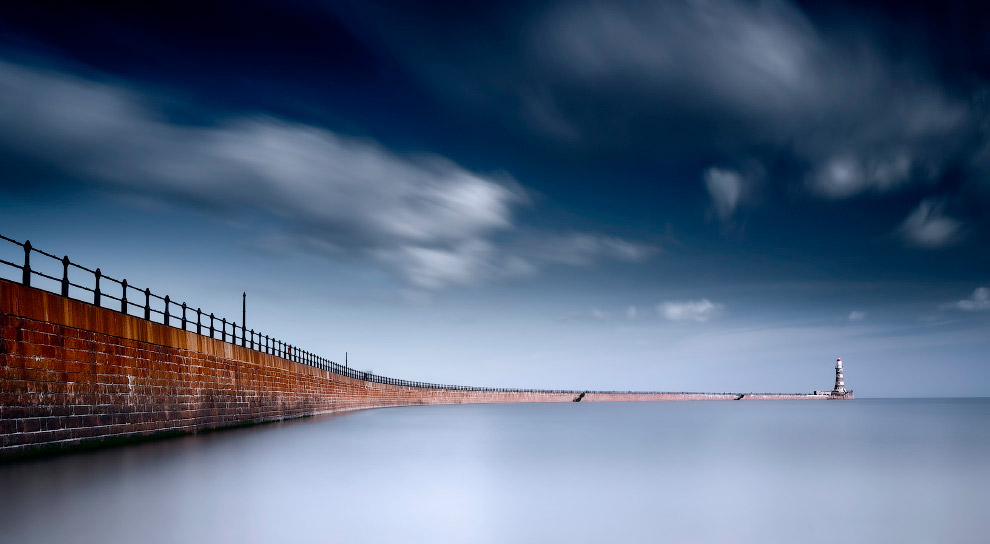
[0,0,988,396]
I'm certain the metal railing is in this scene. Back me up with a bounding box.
[0,234,744,395]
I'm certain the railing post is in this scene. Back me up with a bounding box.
[163,295,170,326]
[21,240,31,286]
[181,303,187,330]
[209,313,215,338]
[144,288,151,320]
[60,256,69,296]
[94,268,102,306]
[221,318,226,342]
[232,321,237,345]
[196,308,202,335]
[250,329,254,350]
[121,279,128,313]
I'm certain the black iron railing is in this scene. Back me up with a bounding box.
[0,234,732,395]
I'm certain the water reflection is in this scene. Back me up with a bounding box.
[2,399,988,543]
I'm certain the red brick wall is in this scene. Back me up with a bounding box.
[0,280,835,458]
[1,280,590,457]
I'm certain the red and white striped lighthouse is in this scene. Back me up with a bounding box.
[833,358,846,394]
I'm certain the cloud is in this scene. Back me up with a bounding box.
[658,299,724,322]
[541,0,822,119]
[809,153,914,199]
[626,305,638,320]
[0,59,654,288]
[374,240,526,289]
[703,168,745,222]
[702,164,764,222]
[374,232,657,289]
[517,233,658,266]
[0,60,518,244]
[848,310,867,321]
[590,308,612,320]
[536,0,968,192]
[896,199,963,248]
[943,288,990,311]
[335,0,975,209]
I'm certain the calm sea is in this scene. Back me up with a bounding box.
[1,399,988,543]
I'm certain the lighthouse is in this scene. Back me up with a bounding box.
[833,358,846,394]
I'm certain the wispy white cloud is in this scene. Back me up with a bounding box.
[703,167,744,221]
[896,198,963,248]
[848,310,867,321]
[625,305,638,320]
[943,287,990,311]
[702,163,764,223]
[0,60,518,247]
[518,233,658,266]
[0,59,655,289]
[538,0,968,202]
[658,298,724,322]
[809,152,913,199]
[590,308,612,320]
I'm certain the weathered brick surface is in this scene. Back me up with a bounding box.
[1,280,590,456]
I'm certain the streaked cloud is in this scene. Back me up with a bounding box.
[703,167,745,222]
[535,0,968,182]
[658,299,724,322]
[848,310,867,321]
[943,288,990,311]
[702,163,763,223]
[809,153,914,199]
[517,233,658,267]
[0,59,654,289]
[897,199,963,248]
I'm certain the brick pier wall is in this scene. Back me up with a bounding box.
[1,280,587,457]
[0,279,834,458]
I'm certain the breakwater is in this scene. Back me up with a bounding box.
[0,279,843,458]
[0,235,848,459]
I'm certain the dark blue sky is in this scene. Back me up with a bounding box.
[1,0,988,395]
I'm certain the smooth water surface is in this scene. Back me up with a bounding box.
[2,399,988,543]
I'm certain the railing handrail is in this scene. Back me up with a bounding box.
[0,234,810,396]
